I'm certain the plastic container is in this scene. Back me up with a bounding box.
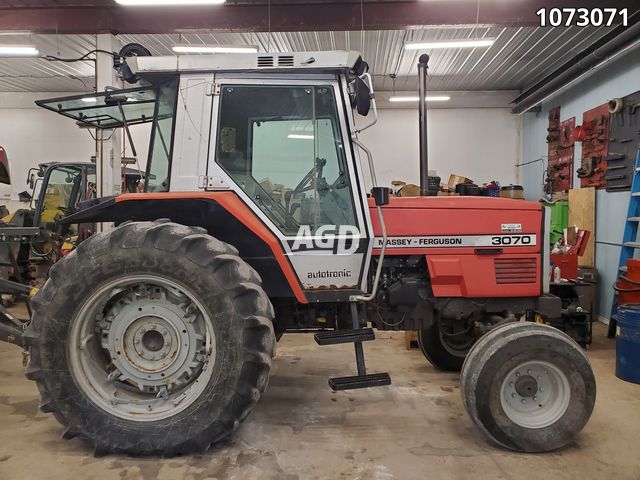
[615,259,640,305]
[616,305,640,384]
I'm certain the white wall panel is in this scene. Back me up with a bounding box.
[358,108,520,189]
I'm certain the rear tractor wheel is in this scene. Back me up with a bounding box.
[461,322,595,452]
[25,220,275,456]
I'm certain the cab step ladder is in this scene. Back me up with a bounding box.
[314,303,391,390]
[608,147,640,338]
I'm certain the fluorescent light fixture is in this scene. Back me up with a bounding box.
[81,97,98,103]
[288,134,314,140]
[116,0,225,5]
[405,38,495,50]
[172,44,258,54]
[389,96,451,102]
[0,45,39,56]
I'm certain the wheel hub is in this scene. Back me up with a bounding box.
[100,286,208,393]
[69,275,217,422]
[141,328,166,353]
[127,316,177,366]
[514,375,538,398]
[500,360,571,429]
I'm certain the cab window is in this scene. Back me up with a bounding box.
[215,84,357,236]
[145,77,179,192]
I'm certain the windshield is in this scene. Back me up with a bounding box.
[36,78,179,194]
[35,88,157,129]
[37,165,91,230]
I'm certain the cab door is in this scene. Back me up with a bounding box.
[206,77,372,295]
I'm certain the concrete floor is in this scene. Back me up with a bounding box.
[0,322,638,480]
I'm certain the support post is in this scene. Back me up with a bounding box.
[95,34,123,207]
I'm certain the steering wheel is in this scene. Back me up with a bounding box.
[291,158,327,195]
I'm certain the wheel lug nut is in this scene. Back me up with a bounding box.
[509,382,513,387]
[515,372,520,377]
[511,393,516,398]
[521,399,526,404]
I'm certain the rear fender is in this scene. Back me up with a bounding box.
[62,193,307,303]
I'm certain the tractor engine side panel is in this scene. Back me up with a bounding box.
[369,197,543,298]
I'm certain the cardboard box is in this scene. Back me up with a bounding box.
[397,184,420,197]
[448,174,470,189]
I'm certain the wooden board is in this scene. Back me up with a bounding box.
[568,187,596,267]
[404,331,418,350]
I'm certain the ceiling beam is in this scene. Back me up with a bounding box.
[0,1,637,34]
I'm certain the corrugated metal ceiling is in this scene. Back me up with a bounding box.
[0,25,612,93]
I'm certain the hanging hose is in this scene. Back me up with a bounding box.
[614,274,640,293]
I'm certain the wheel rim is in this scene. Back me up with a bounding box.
[500,360,570,429]
[68,275,216,422]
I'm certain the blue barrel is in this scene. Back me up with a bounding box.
[616,306,640,384]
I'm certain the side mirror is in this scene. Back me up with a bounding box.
[355,77,371,116]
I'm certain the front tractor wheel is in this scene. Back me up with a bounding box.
[25,220,275,456]
[460,322,595,452]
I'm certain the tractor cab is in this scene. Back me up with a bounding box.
[38,51,379,299]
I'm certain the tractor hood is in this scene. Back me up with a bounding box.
[369,195,543,254]
[369,196,540,211]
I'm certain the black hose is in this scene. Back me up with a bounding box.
[42,49,115,63]
[614,274,640,293]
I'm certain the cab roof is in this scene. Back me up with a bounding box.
[127,50,363,75]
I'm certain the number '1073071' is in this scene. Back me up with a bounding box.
[536,8,628,27]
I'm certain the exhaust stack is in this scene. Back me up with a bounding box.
[418,54,430,196]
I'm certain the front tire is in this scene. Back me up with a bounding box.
[25,220,275,456]
[460,322,595,452]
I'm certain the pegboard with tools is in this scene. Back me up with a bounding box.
[545,106,575,195]
[606,90,640,192]
[575,104,609,189]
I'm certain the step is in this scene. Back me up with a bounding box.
[623,242,640,248]
[628,217,640,222]
[632,192,640,197]
[314,328,375,346]
[620,266,627,272]
[328,373,391,391]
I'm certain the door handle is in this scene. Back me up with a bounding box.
[474,248,503,255]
